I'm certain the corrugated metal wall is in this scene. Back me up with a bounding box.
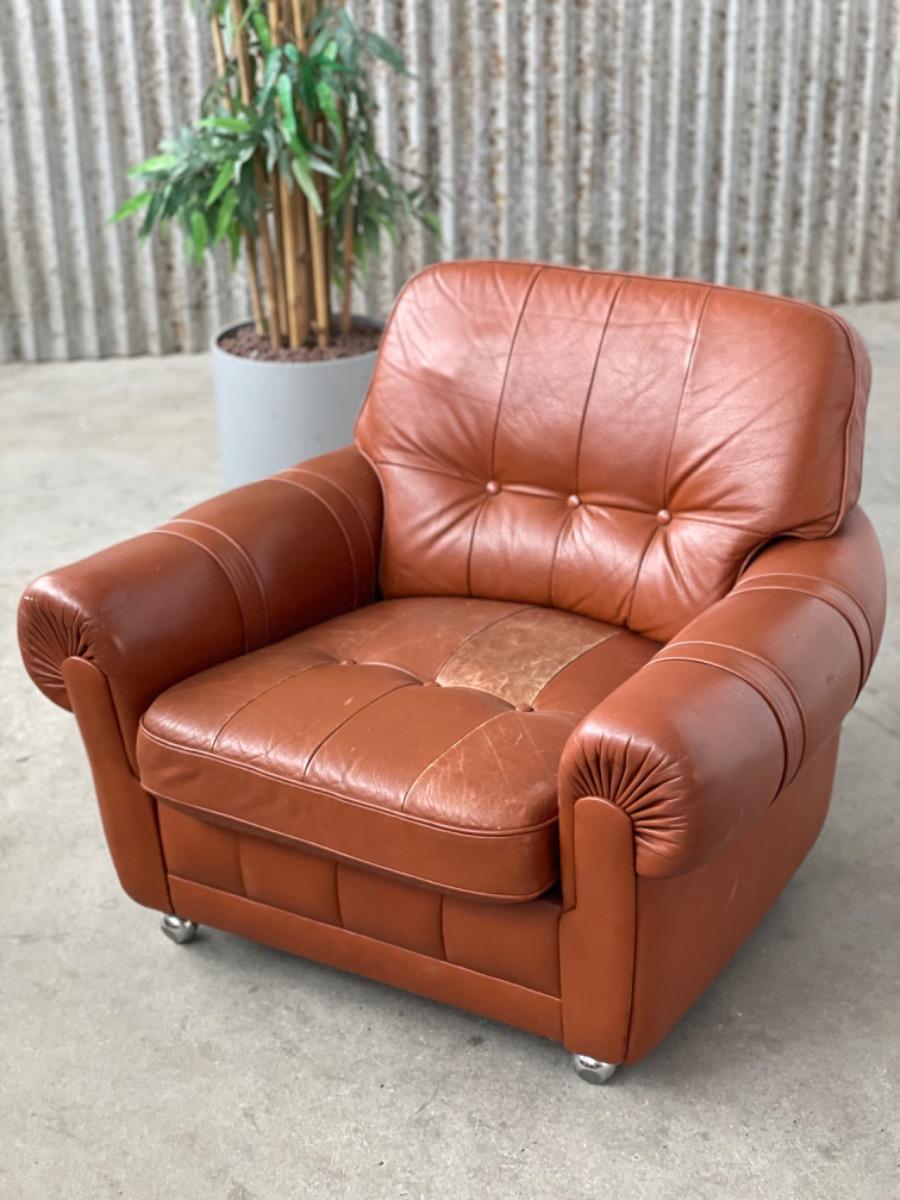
[1,0,898,361]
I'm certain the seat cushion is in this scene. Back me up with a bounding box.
[137,598,658,900]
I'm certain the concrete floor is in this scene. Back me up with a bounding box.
[1,303,898,1200]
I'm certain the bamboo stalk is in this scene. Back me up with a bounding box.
[273,0,309,347]
[268,0,289,344]
[210,13,265,335]
[340,201,354,336]
[230,0,283,347]
[291,0,306,49]
[309,202,330,349]
[297,0,330,348]
[286,0,314,340]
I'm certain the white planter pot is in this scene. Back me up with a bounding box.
[211,318,380,488]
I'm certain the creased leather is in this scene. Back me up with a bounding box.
[138,596,658,899]
[15,260,885,1069]
[18,447,382,770]
[357,260,869,641]
[559,507,885,883]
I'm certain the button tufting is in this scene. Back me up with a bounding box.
[566,494,581,509]
[656,508,672,525]
[485,480,501,495]
[516,703,534,712]
[339,659,355,666]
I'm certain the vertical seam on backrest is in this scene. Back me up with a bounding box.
[547,508,574,608]
[488,265,544,478]
[573,277,627,496]
[467,264,542,597]
[549,278,627,607]
[626,286,713,628]
[464,496,489,597]
[659,286,713,505]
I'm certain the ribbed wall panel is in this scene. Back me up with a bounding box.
[1,0,898,361]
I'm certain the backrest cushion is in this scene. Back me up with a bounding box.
[355,261,869,642]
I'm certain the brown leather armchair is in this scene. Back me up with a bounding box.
[18,262,885,1082]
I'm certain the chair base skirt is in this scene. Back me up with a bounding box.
[168,876,563,1043]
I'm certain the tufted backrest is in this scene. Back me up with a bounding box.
[355,261,869,642]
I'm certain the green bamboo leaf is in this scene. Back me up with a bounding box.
[307,154,340,178]
[189,209,208,261]
[128,153,177,176]
[364,32,409,75]
[139,192,163,239]
[250,10,271,51]
[277,74,297,139]
[110,190,152,222]
[198,115,253,133]
[291,157,322,215]
[206,161,233,206]
[315,80,341,129]
[213,188,238,243]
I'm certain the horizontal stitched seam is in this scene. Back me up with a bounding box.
[140,723,559,838]
[168,872,560,941]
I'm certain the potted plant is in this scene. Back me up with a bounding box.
[114,0,438,487]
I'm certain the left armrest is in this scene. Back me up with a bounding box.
[18,446,382,761]
[559,506,886,881]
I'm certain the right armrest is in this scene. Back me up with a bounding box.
[18,446,382,760]
[559,506,885,887]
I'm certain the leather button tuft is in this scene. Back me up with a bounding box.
[566,494,581,509]
[485,480,501,495]
[339,658,356,666]
[656,508,672,525]
[516,703,533,712]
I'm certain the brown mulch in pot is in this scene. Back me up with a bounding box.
[218,319,382,363]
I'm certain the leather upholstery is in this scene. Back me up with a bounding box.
[17,260,885,1069]
[559,505,884,886]
[158,803,563,997]
[18,447,381,769]
[137,597,657,899]
[357,261,868,642]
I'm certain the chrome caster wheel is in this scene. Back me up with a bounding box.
[572,1053,618,1084]
[160,914,199,945]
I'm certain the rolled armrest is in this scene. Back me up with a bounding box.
[559,506,885,881]
[18,446,382,761]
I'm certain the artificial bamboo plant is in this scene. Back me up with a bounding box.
[114,1,438,351]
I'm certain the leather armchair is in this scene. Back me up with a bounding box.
[19,262,885,1082]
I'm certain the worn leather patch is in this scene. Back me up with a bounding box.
[436,607,618,707]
